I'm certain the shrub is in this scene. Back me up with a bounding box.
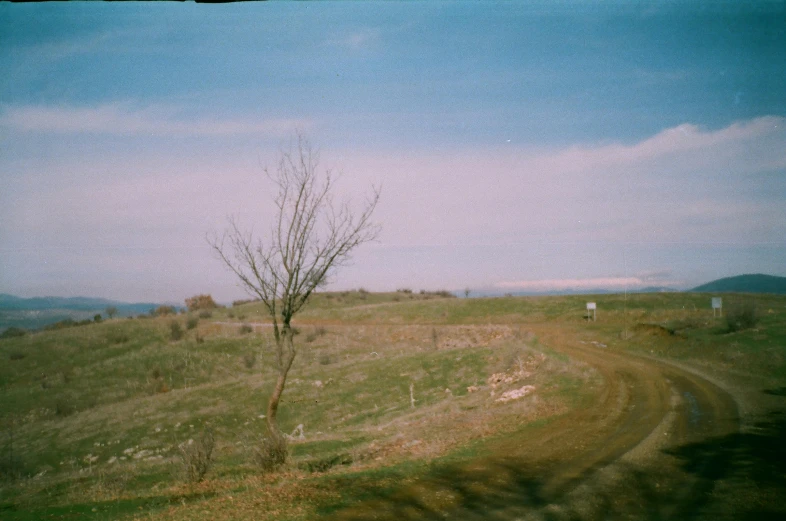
[1,327,28,340]
[155,306,176,317]
[318,352,334,365]
[44,319,77,331]
[251,434,288,472]
[169,321,184,341]
[54,399,76,417]
[198,310,213,319]
[178,428,215,483]
[299,453,353,473]
[232,298,256,307]
[243,352,256,369]
[93,314,102,323]
[725,299,759,332]
[186,316,199,330]
[0,447,28,482]
[185,294,218,312]
[9,350,26,361]
[239,324,253,334]
[106,328,130,344]
[305,326,327,343]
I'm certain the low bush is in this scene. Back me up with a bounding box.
[0,327,28,340]
[251,434,288,472]
[54,399,76,418]
[305,326,327,343]
[105,328,130,344]
[198,310,213,319]
[155,306,176,317]
[185,294,218,312]
[239,324,253,334]
[186,316,199,330]
[243,352,256,369]
[0,447,28,482]
[177,428,215,483]
[299,453,353,473]
[170,321,184,341]
[725,299,759,332]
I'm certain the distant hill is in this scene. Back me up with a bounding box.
[0,294,166,333]
[690,274,786,294]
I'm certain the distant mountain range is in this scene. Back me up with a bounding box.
[0,294,165,333]
[690,274,786,294]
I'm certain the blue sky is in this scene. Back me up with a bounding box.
[1,1,785,303]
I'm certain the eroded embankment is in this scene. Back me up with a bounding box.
[326,326,741,521]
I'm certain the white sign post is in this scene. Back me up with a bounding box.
[586,302,596,322]
[712,297,722,317]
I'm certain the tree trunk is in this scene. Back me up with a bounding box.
[265,324,296,438]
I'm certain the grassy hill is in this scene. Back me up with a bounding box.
[1,289,785,520]
[690,273,786,294]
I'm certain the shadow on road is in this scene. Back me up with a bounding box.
[323,401,786,520]
[665,404,786,521]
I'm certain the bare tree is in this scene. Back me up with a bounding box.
[209,136,380,445]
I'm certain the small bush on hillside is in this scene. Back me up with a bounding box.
[185,294,218,312]
[232,298,256,307]
[1,327,28,340]
[105,328,130,344]
[44,319,77,331]
[318,352,334,365]
[93,314,102,323]
[725,299,759,332]
[0,446,28,482]
[54,399,76,418]
[300,453,353,473]
[169,321,184,341]
[250,434,288,472]
[155,306,176,317]
[177,428,215,483]
[239,324,253,334]
[198,310,213,319]
[305,326,327,343]
[186,316,199,330]
[9,350,26,361]
[242,352,256,369]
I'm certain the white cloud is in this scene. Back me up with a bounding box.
[0,103,313,137]
[326,28,381,51]
[495,275,679,292]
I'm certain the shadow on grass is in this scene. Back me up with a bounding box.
[0,491,216,521]
[321,456,694,520]
[665,406,786,521]
[321,407,786,520]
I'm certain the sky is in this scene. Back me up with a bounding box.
[1,1,785,303]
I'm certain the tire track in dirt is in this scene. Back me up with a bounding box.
[324,327,740,520]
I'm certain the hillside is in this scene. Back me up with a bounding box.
[0,294,165,332]
[690,273,786,294]
[1,291,785,520]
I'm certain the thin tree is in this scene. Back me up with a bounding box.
[209,136,380,445]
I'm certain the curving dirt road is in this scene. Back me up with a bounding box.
[325,325,742,520]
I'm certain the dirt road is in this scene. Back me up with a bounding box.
[325,325,745,520]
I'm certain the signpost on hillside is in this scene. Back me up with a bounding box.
[586,302,596,322]
[712,297,722,317]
